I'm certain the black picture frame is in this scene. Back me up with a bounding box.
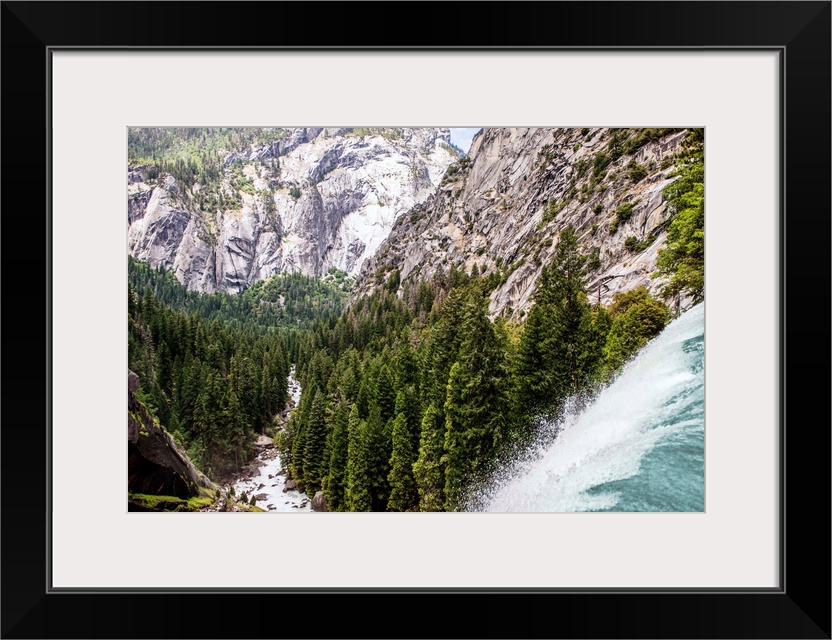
[2,2,829,638]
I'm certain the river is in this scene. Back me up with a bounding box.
[231,365,311,512]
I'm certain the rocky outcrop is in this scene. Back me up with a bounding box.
[128,372,217,507]
[353,127,689,317]
[311,491,328,512]
[128,128,458,294]
[128,369,139,393]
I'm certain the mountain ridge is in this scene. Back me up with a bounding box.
[352,127,690,317]
[128,127,458,293]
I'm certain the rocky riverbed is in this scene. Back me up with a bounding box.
[229,366,311,512]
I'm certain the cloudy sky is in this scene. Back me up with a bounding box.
[450,128,482,154]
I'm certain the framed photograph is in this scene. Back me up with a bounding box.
[3,2,829,638]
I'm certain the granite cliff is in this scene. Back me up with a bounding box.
[128,127,458,293]
[353,127,690,317]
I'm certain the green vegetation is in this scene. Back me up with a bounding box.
[625,235,653,253]
[655,129,705,303]
[128,256,350,332]
[268,224,671,511]
[541,198,566,224]
[126,126,700,511]
[628,160,647,183]
[609,200,638,234]
[592,152,612,179]
[128,492,214,512]
[128,127,287,199]
[129,227,671,510]
[603,128,683,162]
[513,227,608,436]
[344,127,407,141]
[622,128,683,156]
[129,271,293,478]
[586,246,601,270]
[603,288,671,372]
[615,201,635,223]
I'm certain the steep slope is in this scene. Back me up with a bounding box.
[128,127,458,293]
[128,370,219,511]
[353,127,690,317]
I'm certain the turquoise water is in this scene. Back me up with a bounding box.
[480,303,705,512]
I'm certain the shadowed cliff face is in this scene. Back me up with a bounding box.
[128,128,458,294]
[128,372,216,507]
[353,127,689,318]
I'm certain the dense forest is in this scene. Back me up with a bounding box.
[280,228,672,512]
[129,256,352,332]
[128,283,291,478]
[128,128,704,510]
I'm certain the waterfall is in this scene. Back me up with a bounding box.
[478,303,704,512]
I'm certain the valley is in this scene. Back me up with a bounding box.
[126,126,704,512]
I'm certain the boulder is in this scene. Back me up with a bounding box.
[128,370,140,393]
[311,491,328,512]
[283,479,297,492]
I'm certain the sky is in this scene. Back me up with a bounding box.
[450,128,482,154]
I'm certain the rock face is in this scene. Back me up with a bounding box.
[311,491,328,512]
[353,127,689,317]
[128,128,458,294]
[128,369,140,393]
[128,375,216,501]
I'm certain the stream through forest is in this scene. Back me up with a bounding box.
[231,366,311,512]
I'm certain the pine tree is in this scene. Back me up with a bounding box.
[513,300,556,430]
[413,403,445,511]
[374,364,397,424]
[364,404,391,511]
[655,129,705,304]
[291,382,318,486]
[189,391,211,469]
[155,339,172,391]
[580,305,612,383]
[346,404,371,511]
[514,225,592,430]
[222,385,248,471]
[420,288,466,411]
[394,384,420,456]
[395,339,420,396]
[442,290,509,511]
[387,412,417,511]
[326,400,350,511]
[442,362,467,510]
[302,389,328,495]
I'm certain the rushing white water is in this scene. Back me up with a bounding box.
[231,366,311,512]
[479,303,705,512]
